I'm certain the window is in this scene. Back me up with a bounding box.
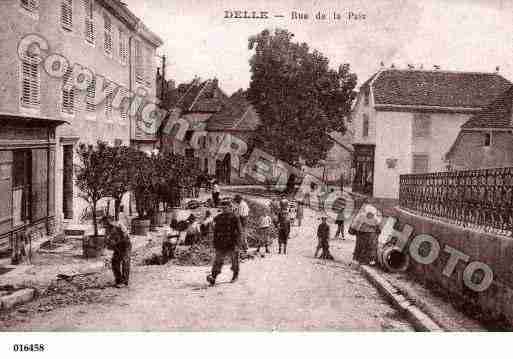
[484,133,491,147]
[84,0,95,44]
[20,51,40,108]
[103,14,112,55]
[85,78,96,112]
[413,113,431,138]
[135,40,144,84]
[119,29,128,64]
[412,154,429,174]
[21,0,39,12]
[362,114,369,137]
[61,70,74,114]
[61,0,73,30]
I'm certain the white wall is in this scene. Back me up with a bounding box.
[374,111,413,199]
[412,113,470,172]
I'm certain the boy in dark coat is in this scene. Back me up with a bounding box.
[315,215,333,259]
[207,200,242,286]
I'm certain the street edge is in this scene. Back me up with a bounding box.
[358,264,443,332]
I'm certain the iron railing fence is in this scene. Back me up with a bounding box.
[399,167,513,236]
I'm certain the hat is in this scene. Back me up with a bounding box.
[234,194,242,202]
[188,214,197,221]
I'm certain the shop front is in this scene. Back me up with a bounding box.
[0,113,65,254]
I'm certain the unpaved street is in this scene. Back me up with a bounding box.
[1,197,413,331]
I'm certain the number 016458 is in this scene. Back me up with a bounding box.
[12,344,46,352]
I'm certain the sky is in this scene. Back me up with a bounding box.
[123,0,513,95]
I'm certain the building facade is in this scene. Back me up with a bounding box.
[351,68,512,199]
[445,87,513,170]
[0,0,162,250]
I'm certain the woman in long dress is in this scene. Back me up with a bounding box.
[350,209,381,265]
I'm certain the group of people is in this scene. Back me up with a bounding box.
[100,180,382,289]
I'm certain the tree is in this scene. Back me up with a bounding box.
[129,150,159,220]
[104,145,133,221]
[247,28,357,167]
[75,141,112,237]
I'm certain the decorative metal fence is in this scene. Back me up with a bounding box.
[399,167,513,236]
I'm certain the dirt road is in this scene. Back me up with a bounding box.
[1,195,413,331]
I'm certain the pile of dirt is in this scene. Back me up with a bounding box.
[173,244,214,266]
[0,272,118,329]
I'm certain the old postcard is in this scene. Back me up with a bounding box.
[1,0,513,356]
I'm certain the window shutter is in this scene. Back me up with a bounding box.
[86,78,96,112]
[135,40,144,84]
[62,70,74,114]
[84,0,95,44]
[21,0,39,12]
[119,29,128,64]
[119,88,128,121]
[413,113,431,138]
[31,149,48,222]
[145,47,152,86]
[20,52,40,108]
[61,0,73,30]
[105,92,113,117]
[104,15,112,54]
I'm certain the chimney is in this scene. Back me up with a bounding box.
[390,63,395,69]
[407,64,415,70]
[380,61,385,68]
[495,66,500,73]
[433,65,441,70]
[212,78,219,89]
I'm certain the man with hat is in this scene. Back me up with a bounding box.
[207,199,243,286]
[102,216,132,287]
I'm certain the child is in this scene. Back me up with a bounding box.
[315,215,333,259]
[256,210,272,255]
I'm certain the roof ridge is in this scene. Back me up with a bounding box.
[381,68,504,76]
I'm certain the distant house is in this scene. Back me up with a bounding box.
[351,68,512,199]
[160,78,228,169]
[445,87,513,170]
[204,90,261,184]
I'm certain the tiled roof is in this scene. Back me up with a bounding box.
[164,79,228,113]
[462,86,513,129]
[206,90,260,131]
[371,69,512,109]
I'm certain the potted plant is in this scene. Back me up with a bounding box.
[129,150,159,235]
[75,141,112,257]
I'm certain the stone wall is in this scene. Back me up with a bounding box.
[390,207,513,327]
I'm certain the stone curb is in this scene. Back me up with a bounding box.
[0,288,36,311]
[359,264,443,332]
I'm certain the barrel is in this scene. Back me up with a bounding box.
[82,235,105,258]
[378,242,410,273]
[131,219,151,236]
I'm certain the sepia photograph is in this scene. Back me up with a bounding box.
[1,0,513,355]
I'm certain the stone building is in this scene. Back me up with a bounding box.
[351,68,511,199]
[0,0,162,250]
[445,86,513,170]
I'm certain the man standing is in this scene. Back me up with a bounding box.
[102,216,132,288]
[207,200,242,286]
[278,198,291,254]
[233,195,249,251]
[212,180,220,207]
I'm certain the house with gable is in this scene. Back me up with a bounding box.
[351,67,512,199]
[445,86,513,170]
[160,78,228,168]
